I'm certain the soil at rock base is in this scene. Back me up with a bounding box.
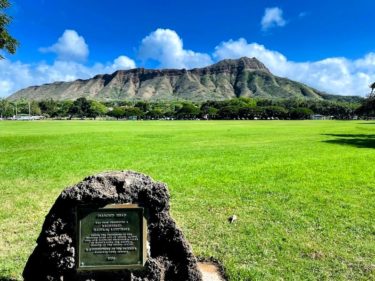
[198,262,225,281]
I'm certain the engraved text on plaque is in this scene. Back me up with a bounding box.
[77,204,147,270]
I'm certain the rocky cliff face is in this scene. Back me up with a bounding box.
[8,57,327,101]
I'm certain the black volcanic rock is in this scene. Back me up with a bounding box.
[9,57,329,101]
[23,171,202,281]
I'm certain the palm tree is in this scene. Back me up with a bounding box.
[370,82,375,95]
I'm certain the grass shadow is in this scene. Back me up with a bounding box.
[323,134,375,148]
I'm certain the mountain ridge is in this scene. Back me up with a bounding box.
[7,57,359,102]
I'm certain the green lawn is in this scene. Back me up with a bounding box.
[0,120,374,280]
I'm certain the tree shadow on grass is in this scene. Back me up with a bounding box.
[323,134,375,148]
[357,122,375,125]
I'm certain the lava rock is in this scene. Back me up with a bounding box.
[23,171,202,281]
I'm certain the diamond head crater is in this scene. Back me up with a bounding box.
[7,57,359,102]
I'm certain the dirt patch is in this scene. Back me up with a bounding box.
[198,262,226,281]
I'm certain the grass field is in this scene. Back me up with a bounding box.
[0,120,374,280]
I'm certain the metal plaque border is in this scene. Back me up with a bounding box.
[76,203,147,271]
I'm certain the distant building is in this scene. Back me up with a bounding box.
[311,114,332,120]
[14,115,46,121]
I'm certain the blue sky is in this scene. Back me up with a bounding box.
[1,0,375,97]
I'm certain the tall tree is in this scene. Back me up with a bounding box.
[69,97,91,119]
[0,0,18,59]
[290,107,314,120]
[123,107,144,118]
[176,103,200,119]
[0,98,12,118]
[370,82,375,95]
[108,107,126,120]
[356,92,375,118]
[39,99,58,117]
[88,101,108,119]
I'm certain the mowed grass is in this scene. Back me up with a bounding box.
[0,120,374,280]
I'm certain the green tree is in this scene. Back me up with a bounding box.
[13,100,28,114]
[356,94,375,118]
[290,107,314,120]
[0,98,13,117]
[123,107,144,119]
[108,107,126,120]
[69,97,91,119]
[238,106,263,119]
[146,109,164,119]
[56,100,73,118]
[134,101,150,112]
[229,97,257,107]
[30,101,41,115]
[218,105,240,119]
[176,103,200,119]
[370,82,375,95]
[39,99,58,117]
[206,107,219,119]
[262,106,288,119]
[0,0,18,59]
[356,85,375,118]
[88,101,108,119]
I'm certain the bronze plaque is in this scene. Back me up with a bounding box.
[76,204,147,270]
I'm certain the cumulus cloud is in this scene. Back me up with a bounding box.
[138,28,213,69]
[111,55,136,70]
[261,7,286,30]
[40,29,89,62]
[0,55,136,97]
[2,27,375,98]
[214,38,375,96]
[0,27,138,97]
[214,38,288,73]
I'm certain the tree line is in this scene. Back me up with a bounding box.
[1,96,372,120]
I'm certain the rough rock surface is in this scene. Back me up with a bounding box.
[23,171,203,281]
[8,57,334,101]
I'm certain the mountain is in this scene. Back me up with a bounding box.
[7,57,360,102]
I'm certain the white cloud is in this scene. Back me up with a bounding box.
[0,81,12,96]
[0,28,137,97]
[2,27,375,98]
[261,7,286,31]
[110,55,136,70]
[214,38,375,96]
[40,29,89,62]
[138,28,213,69]
[214,38,288,73]
[0,55,136,97]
